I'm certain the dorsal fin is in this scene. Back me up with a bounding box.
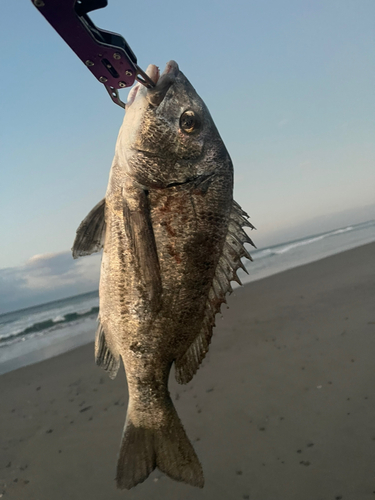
[175,200,256,384]
[72,199,106,259]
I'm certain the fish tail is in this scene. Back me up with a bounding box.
[116,398,204,489]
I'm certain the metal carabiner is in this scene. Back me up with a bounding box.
[105,65,155,108]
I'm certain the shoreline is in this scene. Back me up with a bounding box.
[1,242,375,499]
[0,318,97,376]
[1,240,374,376]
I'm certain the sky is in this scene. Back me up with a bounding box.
[0,0,374,313]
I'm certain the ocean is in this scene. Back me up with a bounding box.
[1,219,374,375]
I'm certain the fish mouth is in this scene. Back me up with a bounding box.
[166,172,214,189]
[136,149,171,160]
[126,61,179,108]
[135,147,214,188]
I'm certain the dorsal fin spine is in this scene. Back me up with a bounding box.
[213,276,228,299]
[228,225,255,249]
[174,200,254,385]
[220,253,242,285]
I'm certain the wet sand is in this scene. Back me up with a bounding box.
[1,242,375,500]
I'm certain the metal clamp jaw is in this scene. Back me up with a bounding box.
[31,0,154,108]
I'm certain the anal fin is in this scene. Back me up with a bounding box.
[95,322,120,380]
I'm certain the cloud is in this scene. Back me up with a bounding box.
[0,251,101,314]
[27,252,74,273]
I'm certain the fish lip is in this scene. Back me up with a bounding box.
[126,61,179,108]
[159,60,179,79]
[126,84,140,107]
[146,61,179,107]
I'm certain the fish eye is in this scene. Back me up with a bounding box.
[180,110,200,134]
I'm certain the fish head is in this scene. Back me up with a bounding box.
[115,61,230,189]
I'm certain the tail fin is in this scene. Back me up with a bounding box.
[116,401,204,490]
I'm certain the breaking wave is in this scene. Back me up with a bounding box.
[252,224,357,260]
[0,305,98,346]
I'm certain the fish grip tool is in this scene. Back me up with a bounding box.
[31,0,155,108]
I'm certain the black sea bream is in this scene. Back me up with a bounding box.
[72,61,255,489]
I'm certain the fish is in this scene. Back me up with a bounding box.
[72,60,255,490]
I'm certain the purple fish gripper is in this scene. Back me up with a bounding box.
[31,0,154,108]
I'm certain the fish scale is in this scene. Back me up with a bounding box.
[72,60,255,489]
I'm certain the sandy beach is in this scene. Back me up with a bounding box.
[1,242,374,500]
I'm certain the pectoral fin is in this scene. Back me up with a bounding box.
[123,185,162,312]
[72,199,106,259]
